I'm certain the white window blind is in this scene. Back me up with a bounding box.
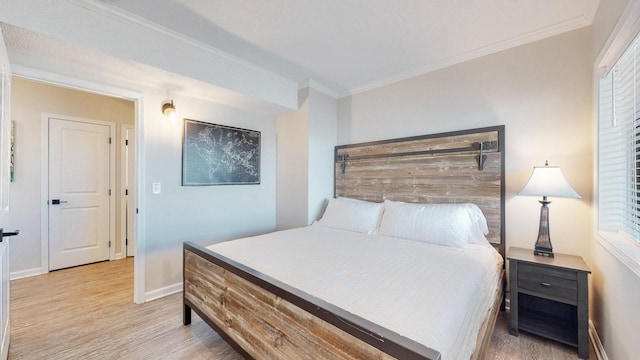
[599,32,640,244]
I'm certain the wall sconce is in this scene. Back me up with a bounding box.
[161,100,177,122]
[519,161,581,258]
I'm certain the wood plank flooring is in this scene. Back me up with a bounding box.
[9,258,595,359]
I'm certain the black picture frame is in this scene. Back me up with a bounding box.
[182,119,261,186]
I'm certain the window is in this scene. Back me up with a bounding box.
[598,32,640,244]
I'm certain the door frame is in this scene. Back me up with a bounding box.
[20,65,147,304]
[41,115,116,268]
[120,124,135,257]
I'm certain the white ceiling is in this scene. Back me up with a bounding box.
[99,0,600,96]
[3,0,600,99]
[2,23,288,113]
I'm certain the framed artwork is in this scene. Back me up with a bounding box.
[182,119,260,186]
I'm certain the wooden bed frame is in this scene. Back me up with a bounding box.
[183,125,505,359]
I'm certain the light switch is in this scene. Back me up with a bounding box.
[152,182,161,194]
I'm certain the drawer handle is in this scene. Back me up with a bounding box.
[540,282,551,288]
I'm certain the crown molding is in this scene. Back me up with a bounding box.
[596,0,640,74]
[299,79,340,99]
[347,13,593,96]
[584,0,602,24]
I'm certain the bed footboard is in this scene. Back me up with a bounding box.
[183,241,441,360]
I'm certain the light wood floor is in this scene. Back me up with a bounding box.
[9,258,595,359]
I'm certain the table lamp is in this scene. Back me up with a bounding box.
[519,161,581,257]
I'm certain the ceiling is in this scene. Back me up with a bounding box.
[3,0,600,99]
[99,0,599,96]
[2,23,286,113]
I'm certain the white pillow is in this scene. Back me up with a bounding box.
[462,203,492,246]
[317,197,384,234]
[378,200,490,248]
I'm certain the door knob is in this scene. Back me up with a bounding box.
[0,229,19,242]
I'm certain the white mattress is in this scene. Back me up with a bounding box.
[208,224,503,359]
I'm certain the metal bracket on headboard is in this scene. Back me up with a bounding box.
[337,140,499,173]
[475,142,487,171]
[337,154,349,174]
[474,141,498,171]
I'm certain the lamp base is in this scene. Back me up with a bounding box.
[534,248,554,258]
[533,198,554,258]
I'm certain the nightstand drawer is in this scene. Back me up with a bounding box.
[518,263,577,304]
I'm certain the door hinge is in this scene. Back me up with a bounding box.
[108,189,112,196]
[136,208,139,214]
[125,139,129,146]
[109,137,112,144]
[125,189,128,196]
[125,238,128,246]
[108,241,111,248]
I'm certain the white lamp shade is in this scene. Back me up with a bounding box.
[519,165,581,198]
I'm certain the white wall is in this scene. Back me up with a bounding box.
[339,28,594,260]
[276,87,337,230]
[141,91,277,295]
[590,240,640,359]
[307,88,338,223]
[276,89,309,230]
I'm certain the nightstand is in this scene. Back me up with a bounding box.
[507,247,591,359]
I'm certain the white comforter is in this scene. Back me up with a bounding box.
[208,224,503,359]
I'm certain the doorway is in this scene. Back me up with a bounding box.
[17,72,145,303]
[17,77,145,303]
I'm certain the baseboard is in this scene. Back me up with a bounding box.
[589,320,608,360]
[145,282,182,302]
[10,267,43,280]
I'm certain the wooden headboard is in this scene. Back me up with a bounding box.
[334,126,505,257]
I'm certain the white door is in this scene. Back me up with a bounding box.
[49,118,111,271]
[122,125,135,256]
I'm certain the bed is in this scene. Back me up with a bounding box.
[183,125,505,359]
